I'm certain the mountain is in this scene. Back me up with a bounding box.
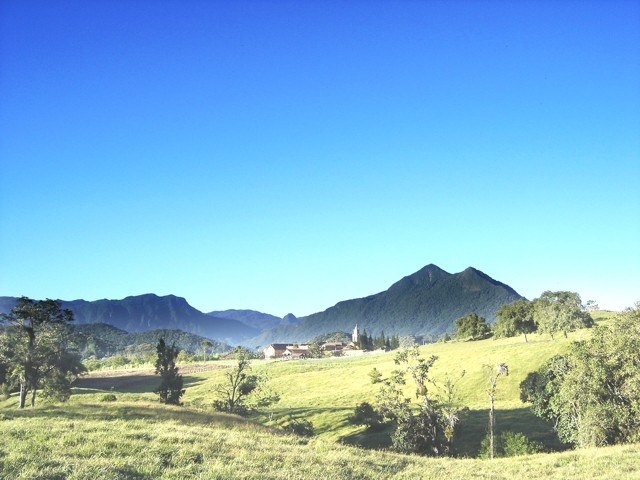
[0,294,258,345]
[71,323,231,359]
[207,309,301,331]
[248,264,521,346]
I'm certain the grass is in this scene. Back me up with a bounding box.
[0,400,638,479]
[181,329,585,454]
[1,320,638,478]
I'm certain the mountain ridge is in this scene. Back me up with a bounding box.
[207,309,301,331]
[0,294,257,345]
[0,264,522,348]
[247,265,521,346]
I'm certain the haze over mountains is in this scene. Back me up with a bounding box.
[0,264,521,348]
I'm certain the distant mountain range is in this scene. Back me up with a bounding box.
[0,264,522,348]
[207,309,302,331]
[247,264,521,346]
[0,294,257,345]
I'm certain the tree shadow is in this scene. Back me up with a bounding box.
[340,406,568,458]
[1,401,256,429]
[73,374,209,394]
[455,406,568,457]
[252,406,355,436]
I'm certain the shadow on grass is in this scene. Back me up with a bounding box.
[74,374,208,394]
[0,401,256,429]
[455,406,568,457]
[252,406,355,436]
[341,406,568,458]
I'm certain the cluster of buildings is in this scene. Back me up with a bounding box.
[262,325,362,360]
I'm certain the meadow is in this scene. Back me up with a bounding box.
[1,313,638,479]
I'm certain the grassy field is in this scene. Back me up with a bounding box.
[2,315,638,479]
[1,400,639,480]
[181,329,589,454]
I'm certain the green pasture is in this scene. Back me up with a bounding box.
[1,313,638,478]
[0,400,638,480]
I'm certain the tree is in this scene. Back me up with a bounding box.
[521,303,640,446]
[494,299,536,342]
[154,338,184,405]
[533,291,593,339]
[213,349,278,415]
[349,402,383,430]
[201,340,213,362]
[485,363,509,459]
[436,371,468,452]
[376,346,449,456]
[307,342,324,358]
[0,297,85,408]
[369,367,382,384]
[454,313,490,341]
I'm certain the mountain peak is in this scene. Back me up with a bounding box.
[389,263,450,290]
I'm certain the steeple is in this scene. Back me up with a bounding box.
[352,324,359,343]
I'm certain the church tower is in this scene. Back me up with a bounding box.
[352,324,359,343]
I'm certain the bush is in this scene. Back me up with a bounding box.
[478,431,543,458]
[282,418,314,437]
[502,431,543,456]
[100,393,117,402]
[368,368,382,384]
[391,409,447,456]
[349,402,383,430]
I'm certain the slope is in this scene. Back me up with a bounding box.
[0,399,637,479]
[184,328,592,455]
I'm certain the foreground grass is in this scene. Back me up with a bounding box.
[0,400,638,480]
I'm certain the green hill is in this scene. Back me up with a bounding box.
[185,328,590,455]
[250,264,521,346]
[72,323,231,359]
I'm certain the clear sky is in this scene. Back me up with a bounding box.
[1,1,638,317]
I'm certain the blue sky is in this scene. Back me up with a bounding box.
[1,1,638,316]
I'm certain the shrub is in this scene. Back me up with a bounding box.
[391,408,447,456]
[502,431,543,456]
[478,431,543,458]
[282,418,315,437]
[368,368,382,384]
[100,393,117,402]
[349,402,383,430]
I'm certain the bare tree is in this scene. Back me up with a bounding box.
[485,363,509,459]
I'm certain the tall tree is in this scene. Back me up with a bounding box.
[154,338,184,405]
[201,339,213,362]
[494,299,536,342]
[0,297,84,408]
[454,313,490,341]
[533,291,593,339]
[485,363,509,459]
